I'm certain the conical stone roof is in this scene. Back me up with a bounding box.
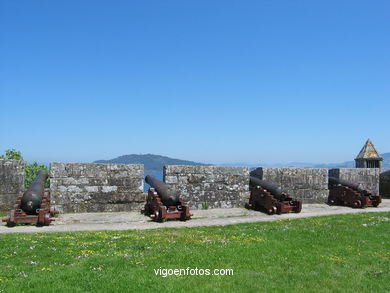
[355,139,383,160]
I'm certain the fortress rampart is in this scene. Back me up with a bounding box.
[0,160,389,212]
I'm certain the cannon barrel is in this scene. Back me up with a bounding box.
[250,177,287,200]
[20,170,48,215]
[145,175,180,206]
[329,177,370,195]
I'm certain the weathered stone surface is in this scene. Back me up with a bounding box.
[0,159,25,211]
[329,168,380,194]
[380,170,390,198]
[163,165,250,209]
[251,167,329,203]
[50,162,144,213]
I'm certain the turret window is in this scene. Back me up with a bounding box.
[366,161,380,168]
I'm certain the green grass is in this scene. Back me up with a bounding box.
[1,213,390,293]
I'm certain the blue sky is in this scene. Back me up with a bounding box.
[1,0,389,165]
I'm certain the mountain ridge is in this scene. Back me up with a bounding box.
[94,152,390,171]
[94,153,208,173]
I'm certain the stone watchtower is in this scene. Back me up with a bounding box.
[355,139,383,168]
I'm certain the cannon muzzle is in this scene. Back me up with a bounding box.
[145,175,180,206]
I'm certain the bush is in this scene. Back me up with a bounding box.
[25,162,50,188]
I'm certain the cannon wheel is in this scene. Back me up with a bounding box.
[44,215,52,226]
[6,221,16,227]
[155,206,167,222]
[37,210,46,226]
[180,206,189,221]
[154,209,162,222]
[352,200,361,208]
[267,206,277,215]
[293,201,302,213]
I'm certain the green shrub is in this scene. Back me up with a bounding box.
[25,162,50,188]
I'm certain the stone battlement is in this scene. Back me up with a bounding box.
[1,160,390,212]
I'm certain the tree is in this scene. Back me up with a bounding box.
[0,149,23,160]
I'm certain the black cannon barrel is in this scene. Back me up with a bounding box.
[250,177,287,200]
[145,175,180,206]
[329,177,369,195]
[21,170,48,215]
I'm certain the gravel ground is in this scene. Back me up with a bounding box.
[1,199,389,234]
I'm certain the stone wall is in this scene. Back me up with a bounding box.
[380,170,390,198]
[250,167,329,203]
[0,159,25,211]
[50,162,144,213]
[329,168,380,195]
[163,165,250,209]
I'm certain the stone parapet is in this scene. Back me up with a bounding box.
[50,162,144,213]
[163,165,250,209]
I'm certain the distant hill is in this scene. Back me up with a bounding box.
[94,154,208,192]
[94,153,208,173]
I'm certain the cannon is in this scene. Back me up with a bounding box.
[247,177,302,215]
[328,177,381,208]
[142,175,192,222]
[2,170,58,227]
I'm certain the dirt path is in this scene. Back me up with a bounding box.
[1,199,389,234]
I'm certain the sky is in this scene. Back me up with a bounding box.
[0,0,389,165]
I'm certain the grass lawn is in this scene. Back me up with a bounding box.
[0,212,389,293]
